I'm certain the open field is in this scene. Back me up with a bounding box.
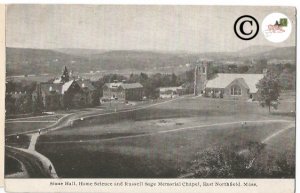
[253,126,295,178]
[6,114,65,122]
[36,96,295,178]
[6,122,54,136]
[5,114,66,136]
[6,134,31,149]
[36,122,294,178]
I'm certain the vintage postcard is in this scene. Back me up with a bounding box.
[3,4,296,193]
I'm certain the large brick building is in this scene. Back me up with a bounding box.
[102,81,143,101]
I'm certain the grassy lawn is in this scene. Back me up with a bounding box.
[279,90,296,101]
[5,122,53,136]
[6,114,65,122]
[35,97,295,178]
[5,134,31,149]
[36,120,294,178]
[68,97,276,129]
[5,113,66,136]
[253,127,295,178]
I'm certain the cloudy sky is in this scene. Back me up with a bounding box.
[6,5,296,52]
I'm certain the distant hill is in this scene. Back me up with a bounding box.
[248,46,296,60]
[6,46,296,76]
[237,45,276,57]
[6,48,200,76]
[6,47,89,76]
[55,48,108,57]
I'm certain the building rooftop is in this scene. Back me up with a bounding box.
[206,73,264,93]
[104,82,143,90]
[120,83,143,89]
[159,86,183,92]
[61,80,74,94]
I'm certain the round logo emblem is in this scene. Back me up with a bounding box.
[234,15,259,40]
[262,13,292,43]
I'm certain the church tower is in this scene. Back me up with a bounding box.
[61,66,70,83]
[194,61,210,96]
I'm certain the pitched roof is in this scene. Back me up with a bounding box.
[206,73,264,93]
[104,82,123,89]
[61,80,74,94]
[104,82,143,90]
[227,78,249,90]
[159,86,183,92]
[120,83,143,89]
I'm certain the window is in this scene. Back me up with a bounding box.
[231,85,242,96]
[202,66,206,74]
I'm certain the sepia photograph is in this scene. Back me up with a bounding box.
[4,5,296,180]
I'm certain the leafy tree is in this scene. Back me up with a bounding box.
[101,74,128,83]
[92,79,105,97]
[184,69,194,83]
[256,72,281,112]
[183,142,294,178]
[5,94,16,115]
[237,65,249,73]
[184,143,265,178]
[32,96,43,114]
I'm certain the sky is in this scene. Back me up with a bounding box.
[6,5,296,53]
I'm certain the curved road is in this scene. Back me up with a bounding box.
[6,146,51,178]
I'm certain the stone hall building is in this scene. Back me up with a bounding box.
[33,66,98,111]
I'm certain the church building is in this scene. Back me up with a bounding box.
[194,61,264,100]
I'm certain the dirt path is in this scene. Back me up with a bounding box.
[6,146,57,178]
[28,133,39,151]
[6,132,59,178]
[262,123,295,143]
